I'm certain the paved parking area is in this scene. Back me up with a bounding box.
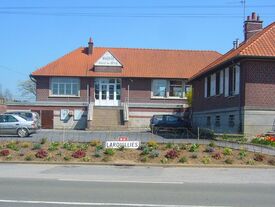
[0,129,178,143]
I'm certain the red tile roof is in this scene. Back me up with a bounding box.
[190,22,275,81]
[32,47,221,79]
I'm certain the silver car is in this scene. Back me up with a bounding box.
[4,111,41,128]
[0,114,37,137]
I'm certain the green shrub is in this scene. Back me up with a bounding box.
[64,156,71,161]
[160,158,168,164]
[254,153,265,162]
[223,147,233,156]
[238,150,247,160]
[32,143,41,150]
[6,141,19,151]
[179,156,188,163]
[83,157,91,162]
[63,142,77,151]
[225,158,234,164]
[95,145,104,151]
[189,144,199,152]
[140,156,148,162]
[25,153,34,161]
[173,144,180,151]
[48,142,60,151]
[77,144,89,151]
[94,150,102,158]
[208,141,216,148]
[147,140,158,149]
[165,143,173,149]
[6,155,13,160]
[104,148,115,156]
[201,156,211,164]
[246,159,255,165]
[180,144,189,150]
[149,150,159,158]
[140,146,151,156]
[40,138,47,145]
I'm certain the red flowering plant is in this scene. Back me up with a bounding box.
[251,134,275,147]
[0,149,10,156]
[35,149,48,159]
[72,150,86,158]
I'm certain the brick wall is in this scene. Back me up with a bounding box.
[192,76,241,112]
[121,78,187,104]
[243,60,275,109]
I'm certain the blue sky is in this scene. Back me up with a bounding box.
[0,0,274,99]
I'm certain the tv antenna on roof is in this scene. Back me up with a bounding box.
[240,0,246,21]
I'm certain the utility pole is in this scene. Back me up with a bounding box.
[241,0,246,22]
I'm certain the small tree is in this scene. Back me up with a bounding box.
[18,79,36,98]
[186,89,192,106]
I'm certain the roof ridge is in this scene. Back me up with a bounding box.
[189,21,275,81]
[93,46,220,53]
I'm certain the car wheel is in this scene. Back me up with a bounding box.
[17,128,29,138]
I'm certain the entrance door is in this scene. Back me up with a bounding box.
[95,78,120,106]
[41,110,53,129]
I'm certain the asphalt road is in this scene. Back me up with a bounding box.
[0,178,274,207]
[0,164,274,207]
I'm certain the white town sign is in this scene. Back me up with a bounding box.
[105,137,140,149]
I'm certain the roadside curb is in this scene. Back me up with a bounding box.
[0,161,274,169]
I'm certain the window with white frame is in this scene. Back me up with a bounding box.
[204,70,224,98]
[152,80,185,98]
[51,77,80,96]
[225,65,240,97]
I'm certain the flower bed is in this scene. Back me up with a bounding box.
[0,140,274,166]
[251,134,275,147]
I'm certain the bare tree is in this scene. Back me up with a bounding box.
[3,89,13,101]
[18,79,36,97]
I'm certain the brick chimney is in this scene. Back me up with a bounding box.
[88,37,93,55]
[244,12,263,41]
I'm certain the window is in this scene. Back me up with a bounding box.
[152,80,167,97]
[166,115,178,123]
[206,116,211,127]
[225,65,240,97]
[0,115,18,123]
[152,80,184,98]
[216,71,220,95]
[215,115,220,127]
[169,80,183,97]
[51,78,80,96]
[228,115,235,127]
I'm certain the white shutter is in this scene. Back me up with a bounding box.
[235,65,240,95]
[224,68,229,97]
[204,77,207,98]
[219,70,224,94]
[210,73,216,96]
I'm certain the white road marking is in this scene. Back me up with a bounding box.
[57,178,185,184]
[0,199,231,207]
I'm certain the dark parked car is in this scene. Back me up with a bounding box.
[150,115,191,134]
